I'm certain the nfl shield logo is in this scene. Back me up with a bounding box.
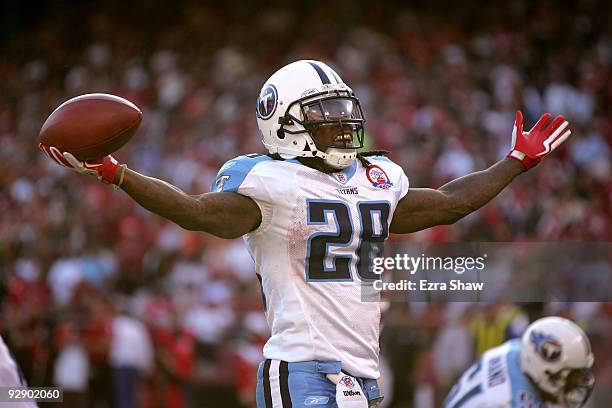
[340,376,355,389]
[334,173,347,184]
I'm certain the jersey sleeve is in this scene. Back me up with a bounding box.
[398,167,409,200]
[211,154,275,233]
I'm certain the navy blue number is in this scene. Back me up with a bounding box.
[356,202,390,280]
[306,201,353,281]
[306,200,390,282]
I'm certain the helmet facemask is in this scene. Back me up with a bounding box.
[526,353,595,407]
[278,89,365,169]
[549,368,594,408]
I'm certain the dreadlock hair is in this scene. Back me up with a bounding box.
[356,150,390,169]
[269,150,390,173]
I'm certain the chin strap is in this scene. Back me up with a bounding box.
[266,143,356,170]
[322,148,357,169]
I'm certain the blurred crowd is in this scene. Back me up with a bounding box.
[0,0,611,407]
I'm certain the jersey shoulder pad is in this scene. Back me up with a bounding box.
[365,155,404,174]
[211,154,272,193]
[365,155,393,163]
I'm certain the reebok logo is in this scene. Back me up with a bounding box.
[305,396,329,405]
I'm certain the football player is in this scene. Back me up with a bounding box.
[0,336,38,407]
[40,60,572,408]
[443,317,595,408]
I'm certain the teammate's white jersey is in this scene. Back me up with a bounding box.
[444,339,544,408]
[0,336,37,407]
[0,336,25,387]
[212,155,409,379]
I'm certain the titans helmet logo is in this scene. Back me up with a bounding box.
[530,331,562,362]
[257,84,278,120]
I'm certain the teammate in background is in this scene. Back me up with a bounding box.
[444,317,595,408]
[0,336,38,408]
[40,60,572,408]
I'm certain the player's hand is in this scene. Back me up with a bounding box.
[507,111,571,171]
[39,143,123,185]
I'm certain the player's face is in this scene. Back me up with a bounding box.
[303,98,358,151]
[309,123,355,151]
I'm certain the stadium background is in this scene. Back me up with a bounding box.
[1,0,610,406]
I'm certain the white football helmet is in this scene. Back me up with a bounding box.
[520,317,594,407]
[255,60,365,169]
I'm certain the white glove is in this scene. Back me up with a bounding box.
[327,373,368,408]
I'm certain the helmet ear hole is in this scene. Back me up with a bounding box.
[276,129,285,139]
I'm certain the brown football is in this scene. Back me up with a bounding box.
[39,93,142,160]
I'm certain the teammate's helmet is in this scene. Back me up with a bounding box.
[255,60,365,169]
[520,317,594,407]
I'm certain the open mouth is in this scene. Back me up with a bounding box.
[334,134,353,143]
[331,130,355,148]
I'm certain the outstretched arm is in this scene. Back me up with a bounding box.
[120,168,261,238]
[390,111,571,234]
[390,158,522,233]
[39,144,261,239]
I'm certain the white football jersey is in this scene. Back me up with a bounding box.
[0,336,24,387]
[212,155,409,378]
[443,339,544,408]
[0,336,38,407]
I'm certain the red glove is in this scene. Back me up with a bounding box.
[39,143,124,186]
[507,111,571,171]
